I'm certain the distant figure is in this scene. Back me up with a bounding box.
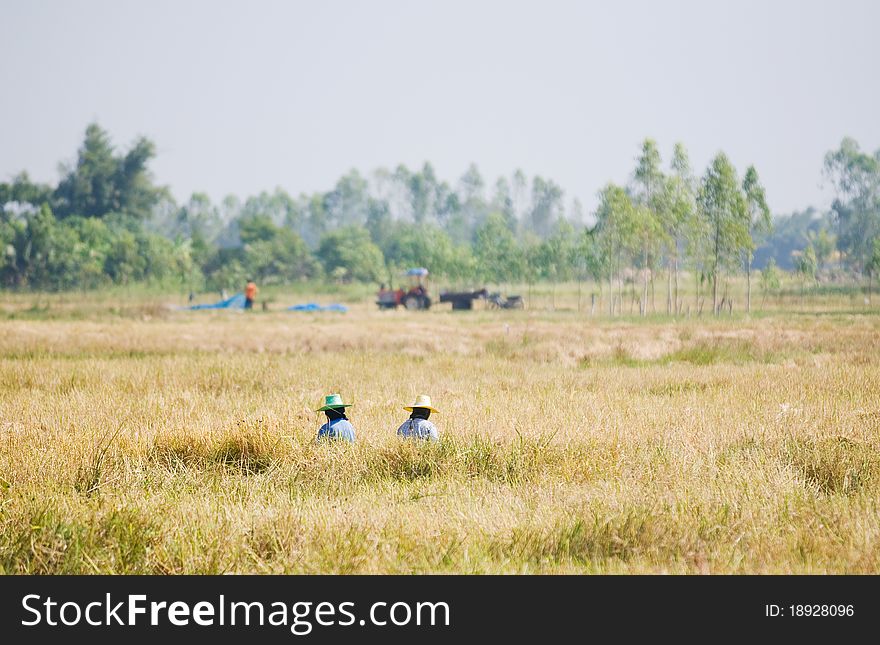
[397,394,439,441]
[188,291,195,303]
[316,393,356,442]
[376,283,397,309]
[244,279,258,310]
[394,286,405,306]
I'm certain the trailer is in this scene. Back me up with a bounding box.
[439,288,488,310]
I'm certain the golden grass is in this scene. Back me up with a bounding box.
[0,304,879,573]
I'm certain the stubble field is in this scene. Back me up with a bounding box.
[1,298,879,573]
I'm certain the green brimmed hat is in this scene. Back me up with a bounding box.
[316,393,353,411]
[403,394,439,414]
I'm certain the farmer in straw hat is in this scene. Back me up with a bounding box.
[396,394,439,441]
[316,393,356,442]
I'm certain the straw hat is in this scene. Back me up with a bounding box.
[316,393,353,411]
[403,394,439,414]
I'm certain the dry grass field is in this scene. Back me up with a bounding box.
[1,294,879,573]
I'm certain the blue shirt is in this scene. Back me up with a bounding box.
[317,418,356,442]
[396,417,439,441]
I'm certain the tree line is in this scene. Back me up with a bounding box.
[1,124,878,313]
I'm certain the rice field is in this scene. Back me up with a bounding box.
[1,295,879,573]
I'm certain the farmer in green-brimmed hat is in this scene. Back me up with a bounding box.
[396,394,439,442]
[316,393,356,442]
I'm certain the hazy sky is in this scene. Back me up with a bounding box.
[2,0,878,216]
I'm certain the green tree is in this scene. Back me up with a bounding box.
[794,244,818,301]
[867,238,880,303]
[317,226,384,283]
[114,136,162,220]
[105,228,145,284]
[575,226,607,313]
[66,216,113,288]
[634,138,664,205]
[19,203,58,287]
[378,221,461,283]
[594,184,636,315]
[405,163,438,225]
[629,203,665,316]
[238,214,316,283]
[528,176,564,239]
[473,212,524,284]
[0,172,53,207]
[810,227,836,271]
[174,193,223,241]
[323,169,371,229]
[365,199,393,251]
[306,192,331,245]
[53,124,116,218]
[751,207,830,270]
[664,143,698,314]
[53,123,161,220]
[490,177,518,233]
[742,166,772,313]
[550,220,580,307]
[824,137,880,273]
[446,163,488,243]
[632,138,667,315]
[699,153,751,315]
[577,226,607,286]
[759,257,782,309]
[0,215,22,287]
[441,243,477,285]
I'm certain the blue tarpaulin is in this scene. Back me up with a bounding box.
[188,293,246,310]
[287,303,349,313]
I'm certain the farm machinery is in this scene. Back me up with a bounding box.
[376,268,524,311]
[487,292,524,309]
[376,268,432,310]
[439,288,488,310]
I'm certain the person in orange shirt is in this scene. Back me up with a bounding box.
[244,279,258,310]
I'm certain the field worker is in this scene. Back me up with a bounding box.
[397,394,439,441]
[244,279,258,309]
[316,393,356,442]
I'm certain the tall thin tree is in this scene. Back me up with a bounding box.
[633,139,664,316]
[742,166,771,313]
[699,153,750,315]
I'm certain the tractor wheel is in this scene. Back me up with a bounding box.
[403,295,422,310]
